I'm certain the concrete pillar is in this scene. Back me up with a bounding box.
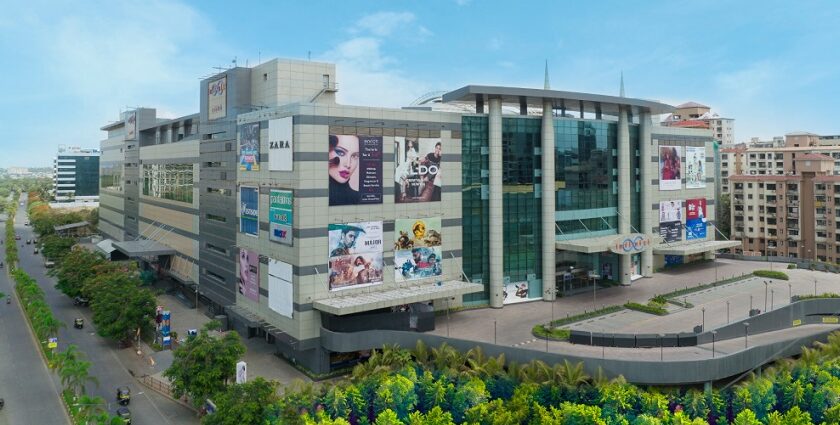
[639,111,654,277]
[618,105,632,285]
[542,99,557,301]
[489,97,504,308]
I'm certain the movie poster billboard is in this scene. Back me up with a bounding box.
[686,198,708,240]
[268,258,293,318]
[239,122,260,171]
[659,200,683,243]
[239,186,259,236]
[269,189,293,245]
[328,135,383,206]
[659,145,682,191]
[328,221,384,291]
[394,217,443,282]
[238,248,259,302]
[125,111,136,140]
[268,117,293,171]
[208,76,227,120]
[686,146,706,189]
[394,137,442,203]
[504,280,536,304]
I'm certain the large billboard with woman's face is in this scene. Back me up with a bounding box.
[394,137,442,203]
[328,221,384,291]
[394,217,443,282]
[328,135,382,206]
[659,145,682,191]
[238,248,259,302]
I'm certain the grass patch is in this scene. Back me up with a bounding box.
[787,264,797,269]
[666,298,694,309]
[532,325,571,341]
[547,305,624,328]
[624,301,668,316]
[794,293,840,301]
[655,273,752,300]
[753,270,790,280]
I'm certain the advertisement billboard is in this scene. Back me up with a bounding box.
[268,258,293,318]
[328,221,384,290]
[504,281,537,304]
[686,146,706,189]
[208,76,227,120]
[239,122,260,171]
[394,137,442,203]
[659,200,683,243]
[658,145,682,191]
[239,186,259,236]
[686,198,708,240]
[268,117,293,171]
[269,189,293,245]
[328,135,383,206]
[125,111,136,140]
[238,248,259,302]
[394,217,443,282]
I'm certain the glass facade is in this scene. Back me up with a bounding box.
[100,162,123,192]
[72,155,100,196]
[142,163,194,204]
[462,115,643,302]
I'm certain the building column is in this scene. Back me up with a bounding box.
[618,106,632,285]
[542,99,557,300]
[489,97,504,308]
[639,110,654,277]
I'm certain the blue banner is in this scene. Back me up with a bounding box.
[240,186,259,236]
[686,218,706,240]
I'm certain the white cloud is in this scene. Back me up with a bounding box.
[714,61,776,100]
[354,12,417,37]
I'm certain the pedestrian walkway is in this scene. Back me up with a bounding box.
[432,259,836,347]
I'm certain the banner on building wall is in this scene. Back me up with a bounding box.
[659,200,683,243]
[208,76,227,120]
[239,186,259,236]
[239,122,260,171]
[686,146,706,189]
[394,137,442,203]
[658,145,682,190]
[394,217,443,282]
[268,258,293,318]
[686,198,708,240]
[238,248,259,302]
[269,189,293,245]
[328,221,384,291]
[328,135,383,206]
[269,117,293,171]
[503,280,537,304]
[125,111,136,140]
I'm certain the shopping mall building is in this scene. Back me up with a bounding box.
[97,58,736,372]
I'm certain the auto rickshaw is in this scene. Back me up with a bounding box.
[74,318,84,329]
[116,406,131,424]
[117,386,131,405]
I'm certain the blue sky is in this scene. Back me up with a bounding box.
[2,0,839,168]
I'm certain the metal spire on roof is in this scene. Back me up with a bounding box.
[620,71,625,97]
[544,60,550,90]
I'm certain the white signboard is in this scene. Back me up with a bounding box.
[208,76,227,121]
[268,258,293,318]
[268,117,293,171]
[685,146,706,189]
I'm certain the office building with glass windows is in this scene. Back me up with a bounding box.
[98,57,736,373]
[53,145,100,205]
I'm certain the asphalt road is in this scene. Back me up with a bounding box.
[0,215,68,424]
[12,198,197,424]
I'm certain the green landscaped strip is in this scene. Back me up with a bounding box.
[794,293,840,301]
[656,273,752,300]
[624,302,668,316]
[548,305,625,328]
[532,325,571,341]
[752,270,790,280]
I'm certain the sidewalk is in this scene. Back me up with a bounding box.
[432,259,833,347]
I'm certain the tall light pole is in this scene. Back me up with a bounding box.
[815,279,818,296]
[744,322,750,348]
[788,283,792,301]
[771,289,775,310]
[726,300,730,323]
[764,281,769,312]
[711,330,717,358]
[750,295,753,312]
[701,307,706,332]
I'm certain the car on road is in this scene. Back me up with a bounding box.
[116,406,131,424]
[73,296,90,306]
[24,221,29,226]
[74,318,84,329]
[44,260,55,268]
[26,239,31,245]
[14,235,20,240]
[117,386,131,405]
[34,248,39,254]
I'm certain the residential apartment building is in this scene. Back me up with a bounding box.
[729,132,840,261]
[98,58,732,373]
[661,102,735,145]
[53,145,100,204]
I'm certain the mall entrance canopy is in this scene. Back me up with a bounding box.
[112,239,176,258]
[313,280,484,316]
[653,240,741,256]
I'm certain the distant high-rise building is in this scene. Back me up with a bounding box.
[53,145,100,204]
[661,102,735,145]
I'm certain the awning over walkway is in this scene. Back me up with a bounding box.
[96,239,116,255]
[313,281,485,316]
[54,221,90,232]
[653,240,741,256]
[112,239,176,258]
[555,234,620,253]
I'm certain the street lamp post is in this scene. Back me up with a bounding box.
[815,279,818,296]
[701,307,706,332]
[788,283,792,301]
[711,330,718,358]
[726,300,730,323]
[750,295,753,311]
[744,322,750,348]
[764,281,769,312]
[771,289,775,310]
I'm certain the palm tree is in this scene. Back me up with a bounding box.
[553,360,590,389]
[59,359,99,396]
[413,340,431,368]
[52,344,81,371]
[73,394,107,424]
[521,359,551,384]
[798,346,820,366]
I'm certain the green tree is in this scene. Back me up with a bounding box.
[53,248,107,298]
[59,358,98,396]
[717,193,731,239]
[407,406,454,425]
[164,322,246,407]
[374,409,403,425]
[90,275,156,343]
[203,377,279,425]
[732,409,762,425]
[40,234,76,261]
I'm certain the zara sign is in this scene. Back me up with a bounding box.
[268,117,293,171]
